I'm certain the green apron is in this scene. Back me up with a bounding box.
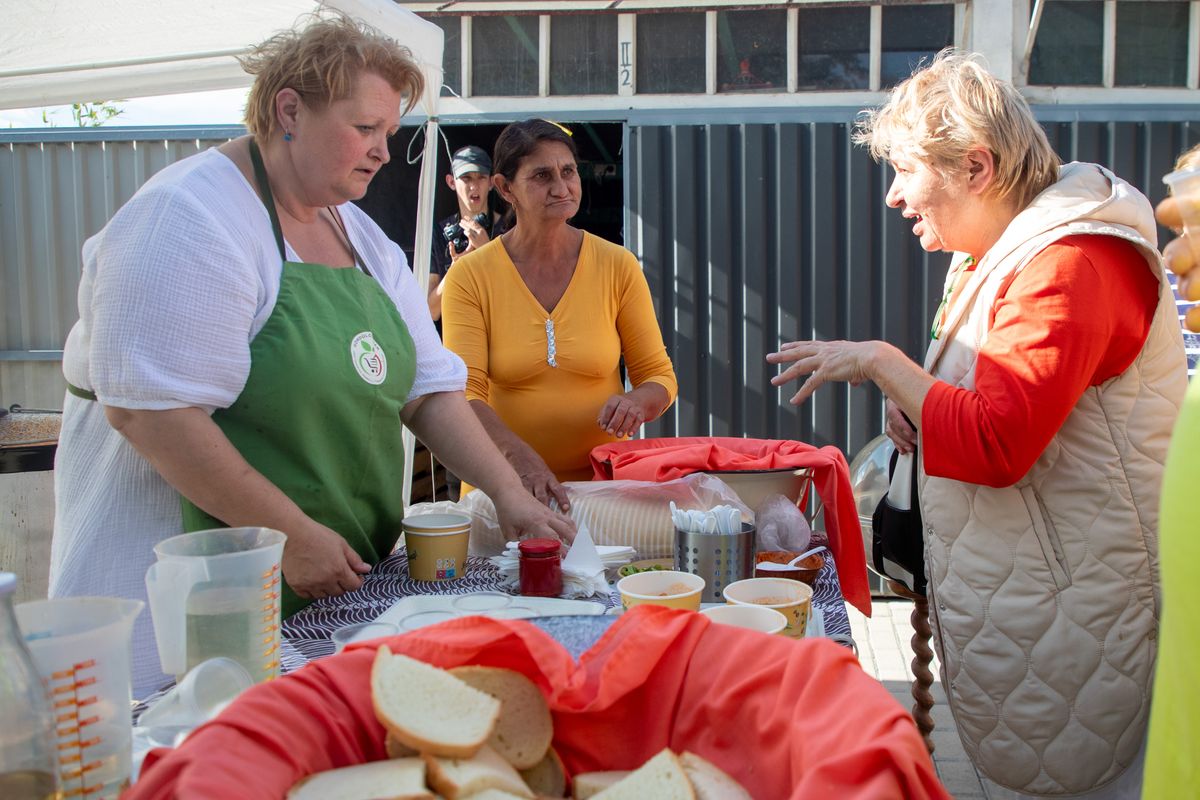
[180,140,416,617]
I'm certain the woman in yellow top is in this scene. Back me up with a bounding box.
[442,119,677,508]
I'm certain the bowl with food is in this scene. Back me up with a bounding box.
[616,570,705,612]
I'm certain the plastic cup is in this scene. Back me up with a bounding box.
[403,513,470,581]
[700,603,789,635]
[723,577,813,639]
[616,570,705,612]
[1163,167,1200,262]
[451,592,513,612]
[330,622,399,652]
[138,657,253,729]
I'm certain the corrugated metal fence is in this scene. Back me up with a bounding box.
[630,118,1200,460]
[2,119,1197,462]
[0,129,237,408]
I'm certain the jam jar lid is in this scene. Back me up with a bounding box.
[518,538,562,557]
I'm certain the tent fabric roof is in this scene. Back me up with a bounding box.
[0,0,443,114]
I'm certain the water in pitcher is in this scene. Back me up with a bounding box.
[0,769,60,799]
[183,587,268,681]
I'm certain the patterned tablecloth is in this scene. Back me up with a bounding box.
[279,545,854,669]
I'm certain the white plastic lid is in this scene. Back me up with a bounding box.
[0,572,15,596]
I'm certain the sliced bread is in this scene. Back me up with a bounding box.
[680,752,752,800]
[519,747,566,797]
[572,771,629,800]
[591,749,695,800]
[385,731,418,759]
[424,743,535,800]
[372,646,501,758]
[286,757,432,800]
[449,666,554,770]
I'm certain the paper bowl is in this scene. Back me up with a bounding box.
[723,577,813,639]
[700,604,789,635]
[617,570,704,612]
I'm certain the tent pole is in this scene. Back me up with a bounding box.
[402,116,441,510]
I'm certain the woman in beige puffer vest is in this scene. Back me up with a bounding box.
[768,51,1187,798]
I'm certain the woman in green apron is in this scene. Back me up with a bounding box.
[50,15,573,696]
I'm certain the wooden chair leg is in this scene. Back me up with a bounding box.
[887,581,936,755]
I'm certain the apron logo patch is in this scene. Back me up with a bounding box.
[351,331,387,385]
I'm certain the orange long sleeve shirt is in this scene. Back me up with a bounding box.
[442,232,678,482]
[921,235,1159,487]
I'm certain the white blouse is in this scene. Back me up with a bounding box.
[51,147,465,696]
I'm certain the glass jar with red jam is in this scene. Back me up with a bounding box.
[518,538,563,598]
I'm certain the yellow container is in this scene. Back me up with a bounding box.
[617,570,705,612]
[723,577,813,639]
[403,513,470,582]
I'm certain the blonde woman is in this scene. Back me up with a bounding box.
[769,51,1186,797]
[51,15,572,696]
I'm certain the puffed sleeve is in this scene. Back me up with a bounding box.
[615,250,678,407]
[86,185,262,412]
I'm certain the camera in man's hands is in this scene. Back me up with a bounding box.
[443,213,491,254]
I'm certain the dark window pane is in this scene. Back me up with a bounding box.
[797,7,869,90]
[881,5,955,88]
[472,16,538,96]
[1029,1,1103,85]
[636,12,705,94]
[551,14,618,95]
[421,16,461,97]
[1116,2,1189,87]
[716,10,786,93]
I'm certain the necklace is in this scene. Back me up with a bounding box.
[930,256,977,341]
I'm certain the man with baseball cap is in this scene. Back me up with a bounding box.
[428,145,507,321]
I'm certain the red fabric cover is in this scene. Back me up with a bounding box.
[129,608,946,800]
[589,437,871,616]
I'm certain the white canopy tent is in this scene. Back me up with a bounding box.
[0,0,445,506]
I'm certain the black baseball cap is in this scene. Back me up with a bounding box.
[451,145,492,179]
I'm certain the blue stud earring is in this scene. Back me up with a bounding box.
[283,131,293,142]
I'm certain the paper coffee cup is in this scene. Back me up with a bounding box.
[700,603,789,635]
[723,577,813,639]
[403,513,470,581]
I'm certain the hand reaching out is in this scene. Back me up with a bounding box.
[1155,195,1200,332]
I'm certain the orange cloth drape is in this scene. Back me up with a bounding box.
[589,437,871,616]
[129,608,946,800]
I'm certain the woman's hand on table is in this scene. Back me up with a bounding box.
[885,399,918,456]
[492,484,577,544]
[282,522,370,600]
[1155,195,1200,332]
[508,445,572,511]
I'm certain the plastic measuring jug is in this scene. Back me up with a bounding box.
[145,527,286,684]
[14,596,143,800]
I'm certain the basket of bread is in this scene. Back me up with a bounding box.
[127,606,948,800]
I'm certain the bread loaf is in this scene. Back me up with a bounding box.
[372,646,500,758]
[591,749,695,800]
[450,666,553,769]
[424,743,535,799]
[572,771,629,799]
[286,757,432,800]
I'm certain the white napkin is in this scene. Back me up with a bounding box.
[488,524,636,599]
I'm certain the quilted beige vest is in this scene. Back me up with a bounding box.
[918,163,1188,796]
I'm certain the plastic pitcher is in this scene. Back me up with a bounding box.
[145,527,286,685]
[14,596,143,800]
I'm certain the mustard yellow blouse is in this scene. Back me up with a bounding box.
[441,232,677,483]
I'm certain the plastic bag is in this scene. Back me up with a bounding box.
[460,473,751,559]
[754,494,812,553]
